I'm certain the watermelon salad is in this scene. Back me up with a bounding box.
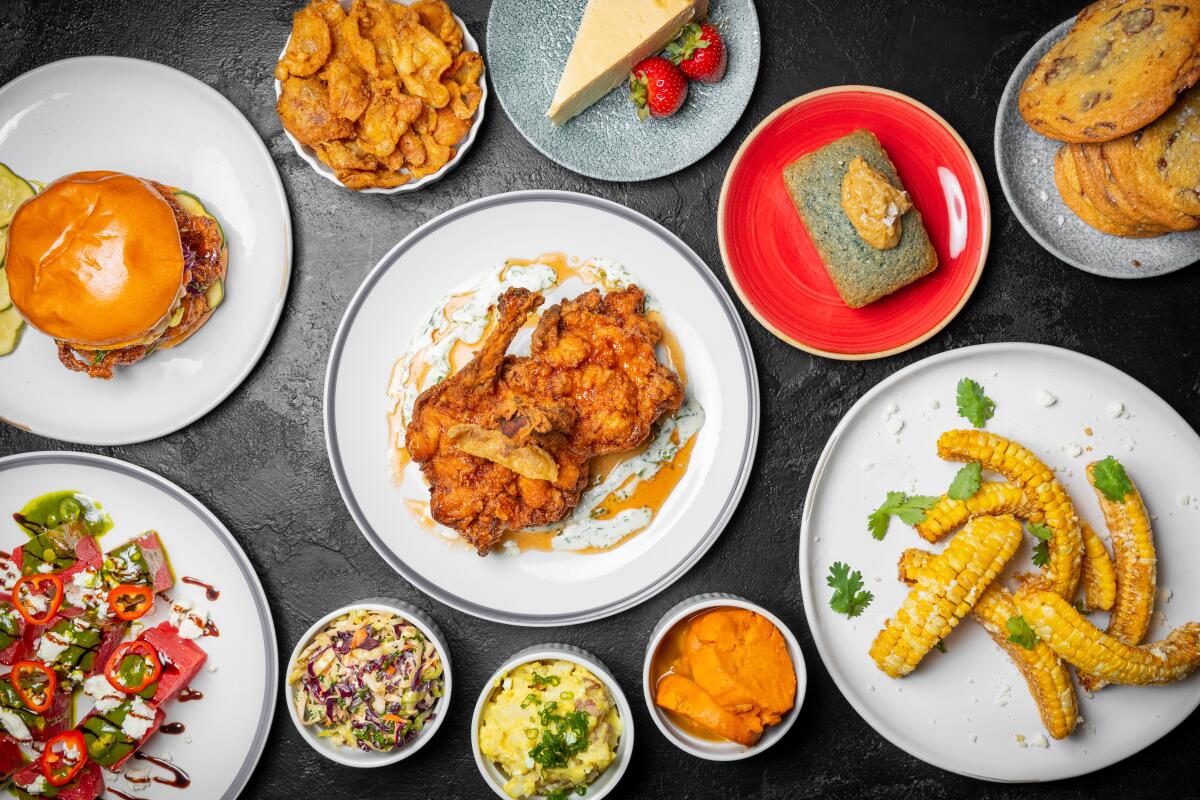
[0,491,216,799]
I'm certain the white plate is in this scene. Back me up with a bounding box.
[799,342,1200,782]
[0,451,277,799]
[0,56,292,445]
[273,0,486,194]
[325,190,758,625]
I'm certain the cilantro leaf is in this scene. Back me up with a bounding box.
[1028,522,1053,568]
[1006,615,1040,650]
[827,561,873,618]
[934,640,947,654]
[1092,456,1133,502]
[868,492,938,539]
[955,378,995,428]
[947,462,982,501]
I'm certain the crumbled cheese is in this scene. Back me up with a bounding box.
[882,403,899,420]
[0,709,32,742]
[36,628,73,662]
[169,598,210,640]
[1015,733,1027,747]
[1030,734,1049,749]
[995,683,1012,708]
[22,775,48,795]
[83,674,125,714]
[206,663,218,673]
[967,733,978,743]
[886,417,905,435]
[121,696,157,740]
[1177,493,1191,507]
[1036,390,1057,407]
[1060,442,1083,458]
[36,563,53,574]
[1107,400,1126,418]
[929,398,940,410]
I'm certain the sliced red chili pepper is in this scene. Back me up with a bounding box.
[10,660,56,713]
[12,574,64,625]
[41,729,87,787]
[107,584,154,621]
[105,641,162,694]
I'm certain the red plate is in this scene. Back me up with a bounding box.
[718,86,990,359]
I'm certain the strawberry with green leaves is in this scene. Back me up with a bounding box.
[666,22,728,83]
[629,57,688,120]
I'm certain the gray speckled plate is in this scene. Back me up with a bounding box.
[995,18,1200,278]
[486,0,760,182]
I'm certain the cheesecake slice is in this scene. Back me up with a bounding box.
[547,0,708,126]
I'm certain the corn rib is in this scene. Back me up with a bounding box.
[937,430,1082,600]
[1079,521,1117,613]
[870,515,1022,678]
[898,549,1078,738]
[914,482,1040,544]
[1079,461,1156,691]
[1015,585,1200,686]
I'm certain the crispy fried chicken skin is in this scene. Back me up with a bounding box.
[405,284,684,554]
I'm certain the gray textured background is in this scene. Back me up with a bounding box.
[3,0,1200,797]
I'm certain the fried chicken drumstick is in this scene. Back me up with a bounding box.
[405,284,683,554]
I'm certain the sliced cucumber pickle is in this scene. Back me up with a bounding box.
[205,278,224,311]
[174,190,225,245]
[0,266,10,312]
[168,304,186,327]
[0,226,8,265]
[0,163,34,228]
[0,306,23,356]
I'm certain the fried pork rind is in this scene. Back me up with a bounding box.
[275,0,481,190]
[277,76,355,147]
[275,7,332,81]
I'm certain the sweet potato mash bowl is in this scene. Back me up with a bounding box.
[643,594,806,760]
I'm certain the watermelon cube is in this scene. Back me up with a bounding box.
[80,696,162,772]
[104,532,173,593]
[140,622,207,704]
[0,732,22,781]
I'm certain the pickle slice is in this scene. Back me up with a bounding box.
[0,163,34,228]
[174,190,225,245]
[0,265,10,312]
[0,306,23,356]
[205,278,224,311]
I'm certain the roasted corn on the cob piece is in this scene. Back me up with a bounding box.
[1079,521,1117,613]
[870,515,1022,678]
[1015,584,1200,686]
[1079,461,1156,691]
[913,482,1040,543]
[899,549,1078,738]
[937,430,1082,601]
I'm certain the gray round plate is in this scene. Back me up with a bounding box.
[486,0,760,182]
[995,18,1200,278]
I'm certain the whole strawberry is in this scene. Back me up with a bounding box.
[666,23,727,83]
[629,56,688,120]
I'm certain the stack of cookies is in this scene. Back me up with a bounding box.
[1019,0,1200,238]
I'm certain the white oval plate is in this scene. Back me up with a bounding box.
[0,56,292,444]
[799,342,1200,782]
[0,451,277,799]
[325,190,758,625]
[273,0,486,194]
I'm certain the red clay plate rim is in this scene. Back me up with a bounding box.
[717,85,991,361]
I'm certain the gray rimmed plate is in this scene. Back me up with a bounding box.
[486,0,760,182]
[995,18,1200,278]
[323,190,758,626]
[0,452,277,799]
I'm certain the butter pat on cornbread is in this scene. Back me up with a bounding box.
[782,129,938,308]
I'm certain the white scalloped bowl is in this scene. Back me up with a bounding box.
[284,597,453,767]
[272,0,487,194]
[471,644,634,799]
[642,593,806,760]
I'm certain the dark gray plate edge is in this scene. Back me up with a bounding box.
[322,189,760,626]
[0,55,295,445]
[484,1,761,183]
[0,451,279,799]
[797,341,1200,782]
[993,20,1195,280]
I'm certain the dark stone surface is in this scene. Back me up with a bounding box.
[3,0,1200,797]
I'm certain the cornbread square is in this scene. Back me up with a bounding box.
[782,129,938,308]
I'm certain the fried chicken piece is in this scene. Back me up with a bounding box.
[405,285,685,555]
[275,6,332,81]
[512,286,684,455]
[407,289,589,554]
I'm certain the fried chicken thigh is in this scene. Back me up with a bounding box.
[405,284,684,555]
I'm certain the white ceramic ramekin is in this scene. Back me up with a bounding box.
[284,597,452,767]
[642,592,806,760]
[471,643,633,799]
